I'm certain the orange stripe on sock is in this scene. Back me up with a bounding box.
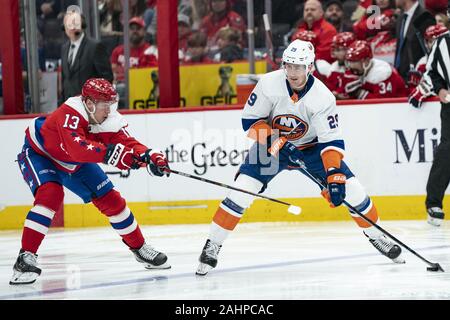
[352,205,379,228]
[213,207,241,231]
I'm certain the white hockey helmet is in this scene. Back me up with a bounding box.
[282,39,315,67]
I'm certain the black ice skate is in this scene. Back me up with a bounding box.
[196,239,222,276]
[9,249,42,285]
[131,243,171,269]
[365,233,405,264]
[427,207,445,227]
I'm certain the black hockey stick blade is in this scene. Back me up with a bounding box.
[427,263,445,272]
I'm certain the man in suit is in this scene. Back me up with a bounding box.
[61,6,113,102]
[394,0,435,81]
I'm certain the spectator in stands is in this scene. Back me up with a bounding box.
[111,17,158,108]
[337,40,407,99]
[324,0,353,32]
[394,0,436,81]
[327,32,356,98]
[351,0,373,23]
[369,9,397,65]
[99,0,123,37]
[60,6,113,102]
[183,31,212,63]
[352,0,395,40]
[178,13,193,58]
[200,0,246,52]
[291,0,337,63]
[212,27,243,63]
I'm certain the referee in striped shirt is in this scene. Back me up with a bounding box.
[423,5,450,227]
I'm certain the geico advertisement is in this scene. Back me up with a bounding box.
[0,101,445,206]
[128,61,266,109]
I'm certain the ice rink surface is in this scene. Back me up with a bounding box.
[0,220,449,300]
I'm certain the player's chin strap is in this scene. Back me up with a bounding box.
[82,98,100,125]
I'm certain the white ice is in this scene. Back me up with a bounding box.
[0,220,449,300]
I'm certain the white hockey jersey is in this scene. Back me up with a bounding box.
[242,70,344,155]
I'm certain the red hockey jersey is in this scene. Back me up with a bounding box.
[25,96,147,172]
[337,59,408,99]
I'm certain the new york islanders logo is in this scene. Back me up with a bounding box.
[272,115,308,140]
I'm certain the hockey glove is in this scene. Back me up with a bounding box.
[104,143,139,170]
[407,70,423,88]
[408,80,433,109]
[326,168,346,207]
[140,149,170,177]
[267,136,304,164]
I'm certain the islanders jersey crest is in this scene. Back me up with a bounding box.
[271,115,309,141]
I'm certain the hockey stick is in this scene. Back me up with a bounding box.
[164,121,306,215]
[292,159,445,272]
[263,13,278,71]
[167,168,301,215]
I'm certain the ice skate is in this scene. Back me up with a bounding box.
[365,232,405,264]
[427,207,444,227]
[196,239,222,276]
[131,243,171,269]
[9,249,42,285]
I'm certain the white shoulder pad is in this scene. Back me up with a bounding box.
[315,59,331,77]
[365,59,392,83]
[89,111,128,133]
[64,96,89,121]
[329,61,345,73]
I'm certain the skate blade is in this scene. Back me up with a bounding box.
[144,262,171,270]
[196,263,214,276]
[427,216,443,227]
[9,271,39,285]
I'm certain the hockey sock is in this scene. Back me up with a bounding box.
[92,190,145,249]
[22,182,64,253]
[209,198,245,245]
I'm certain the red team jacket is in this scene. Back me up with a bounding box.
[25,96,147,173]
[337,59,408,99]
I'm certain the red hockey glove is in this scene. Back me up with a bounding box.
[408,80,433,109]
[140,149,170,177]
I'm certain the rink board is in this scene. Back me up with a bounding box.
[0,99,448,229]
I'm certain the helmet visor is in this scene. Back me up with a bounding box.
[283,63,308,77]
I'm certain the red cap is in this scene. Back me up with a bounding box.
[129,17,145,28]
[425,24,449,41]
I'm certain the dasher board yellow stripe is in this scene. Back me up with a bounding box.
[0,195,445,230]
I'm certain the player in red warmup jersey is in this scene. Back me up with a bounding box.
[338,40,407,100]
[10,78,171,285]
[327,32,356,98]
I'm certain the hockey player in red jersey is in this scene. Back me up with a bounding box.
[338,40,407,100]
[327,32,356,98]
[10,78,171,285]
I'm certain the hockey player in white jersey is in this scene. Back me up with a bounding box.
[196,39,405,276]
